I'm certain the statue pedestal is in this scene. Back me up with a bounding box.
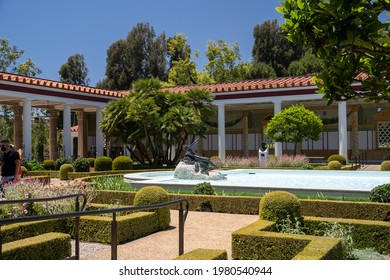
[174,162,226,180]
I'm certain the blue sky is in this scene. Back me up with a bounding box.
[0,0,283,86]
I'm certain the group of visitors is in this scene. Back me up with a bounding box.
[0,139,22,195]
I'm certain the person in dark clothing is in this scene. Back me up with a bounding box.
[0,139,21,195]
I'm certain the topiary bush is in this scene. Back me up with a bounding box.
[72,157,90,172]
[94,156,113,171]
[133,186,170,230]
[193,182,216,195]
[259,191,302,224]
[59,164,75,180]
[328,154,346,165]
[112,156,133,170]
[87,157,96,168]
[328,160,342,170]
[369,184,390,203]
[43,160,55,170]
[55,157,69,170]
[380,161,390,171]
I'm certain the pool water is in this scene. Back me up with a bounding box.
[124,169,390,197]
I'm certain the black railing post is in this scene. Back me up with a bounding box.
[179,202,184,256]
[75,197,80,260]
[111,212,117,260]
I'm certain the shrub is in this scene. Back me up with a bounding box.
[43,160,55,170]
[266,154,309,168]
[133,186,170,230]
[369,184,390,203]
[259,191,302,224]
[381,161,390,171]
[112,156,133,170]
[328,160,342,170]
[59,164,75,180]
[302,163,314,170]
[193,182,216,195]
[24,160,44,171]
[94,156,113,171]
[72,157,90,172]
[55,158,69,170]
[87,157,96,168]
[328,154,346,165]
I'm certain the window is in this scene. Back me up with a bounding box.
[377,121,390,148]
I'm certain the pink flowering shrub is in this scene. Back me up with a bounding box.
[210,154,309,169]
[0,178,95,218]
[211,156,259,168]
[266,154,309,168]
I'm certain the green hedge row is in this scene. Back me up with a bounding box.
[174,249,228,260]
[231,220,343,260]
[91,190,390,221]
[304,216,390,254]
[1,219,68,243]
[1,232,71,260]
[72,212,160,244]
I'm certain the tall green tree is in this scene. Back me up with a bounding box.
[278,0,390,102]
[252,19,303,77]
[265,105,323,154]
[0,38,42,76]
[167,34,197,85]
[97,23,168,90]
[100,78,214,165]
[287,50,322,76]
[204,40,242,82]
[59,53,90,85]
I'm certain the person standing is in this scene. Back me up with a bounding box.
[0,139,21,188]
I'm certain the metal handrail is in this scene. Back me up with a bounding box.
[0,196,189,260]
[384,153,390,161]
[350,151,368,170]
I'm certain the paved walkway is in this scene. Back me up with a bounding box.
[361,165,381,171]
[81,210,258,260]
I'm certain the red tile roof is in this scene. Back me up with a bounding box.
[1,71,369,98]
[0,72,127,98]
[165,73,369,94]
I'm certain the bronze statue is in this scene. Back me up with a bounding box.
[182,138,218,175]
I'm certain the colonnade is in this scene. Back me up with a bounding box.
[216,100,351,161]
[11,100,104,161]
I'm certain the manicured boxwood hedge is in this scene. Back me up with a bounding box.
[91,190,390,221]
[304,216,390,254]
[2,232,71,260]
[70,212,161,244]
[231,220,343,260]
[1,219,68,243]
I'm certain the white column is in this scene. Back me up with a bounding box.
[273,101,283,157]
[22,99,32,161]
[217,104,226,161]
[63,104,72,159]
[95,107,104,157]
[338,101,348,161]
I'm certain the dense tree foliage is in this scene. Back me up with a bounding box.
[59,53,90,85]
[278,0,390,102]
[265,105,323,154]
[287,50,322,76]
[100,78,214,165]
[205,40,242,82]
[97,23,167,90]
[0,38,41,76]
[167,34,197,85]
[252,19,303,77]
